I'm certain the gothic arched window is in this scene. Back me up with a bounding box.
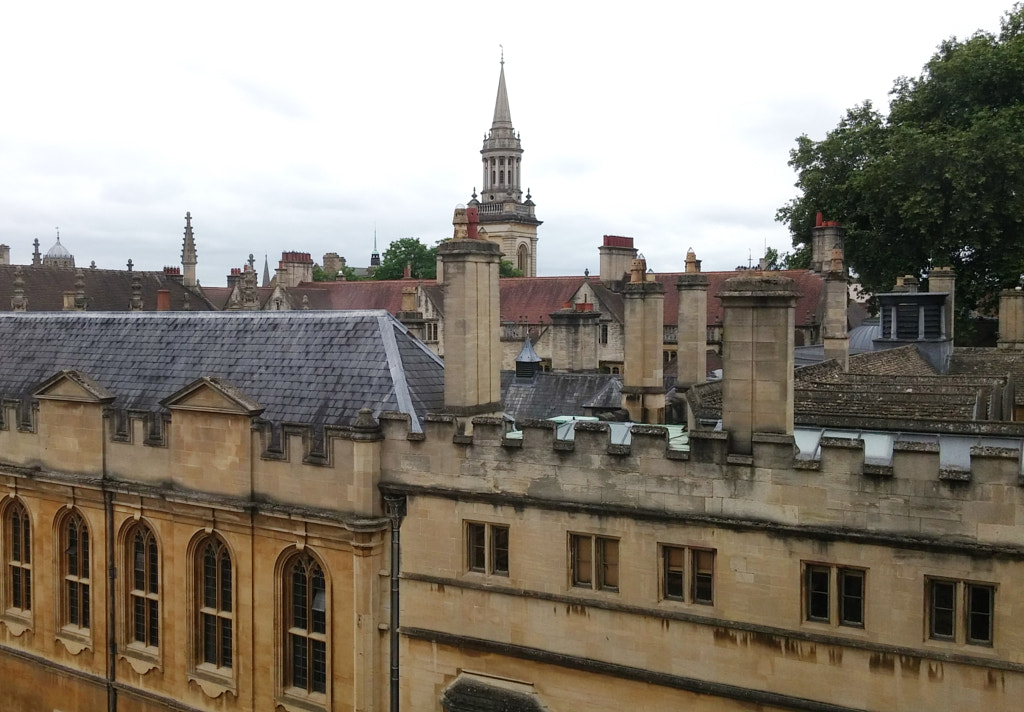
[4,499,31,614]
[283,551,328,696]
[127,522,159,649]
[197,536,233,670]
[60,510,90,631]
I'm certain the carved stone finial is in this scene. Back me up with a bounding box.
[11,266,27,311]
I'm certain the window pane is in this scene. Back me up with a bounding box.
[291,633,308,690]
[82,584,90,629]
[204,547,217,609]
[148,599,159,647]
[312,638,327,694]
[203,613,217,663]
[312,568,326,635]
[967,584,993,645]
[80,526,89,576]
[806,566,830,621]
[571,535,592,587]
[693,550,714,605]
[599,538,618,590]
[491,526,509,576]
[133,534,146,591]
[67,521,79,577]
[12,566,22,609]
[930,580,956,639]
[221,553,232,613]
[839,569,864,626]
[68,580,79,626]
[663,547,684,600]
[467,523,486,572]
[148,538,159,594]
[292,564,308,630]
[221,618,233,669]
[133,597,146,643]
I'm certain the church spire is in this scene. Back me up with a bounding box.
[181,211,197,287]
[492,49,512,130]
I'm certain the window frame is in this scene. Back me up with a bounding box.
[927,578,995,647]
[126,522,160,653]
[802,562,866,628]
[195,534,235,675]
[280,549,330,705]
[465,521,510,577]
[570,533,619,593]
[3,498,32,622]
[660,544,715,606]
[58,509,91,638]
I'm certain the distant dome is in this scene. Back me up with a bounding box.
[46,238,72,259]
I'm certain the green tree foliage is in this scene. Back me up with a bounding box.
[372,238,438,280]
[777,4,1024,316]
[499,260,523,278]
[312,264,362,282]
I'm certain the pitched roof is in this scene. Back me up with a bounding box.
[949,348,1024,405]
[501,371,622,420]
[499,277,584,323]
[0,265,217,312]
[0,311,444,430]
[294,280,417,313]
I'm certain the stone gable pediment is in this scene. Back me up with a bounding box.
[160,377,264,416]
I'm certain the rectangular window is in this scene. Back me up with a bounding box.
[839,569,865,627]
[600,324,609,345]
[967,584,993,645]
[806,565,830,622]
[465,522,509,577]
[571,534,618,592]
[663,546,684,601]
[662,546,715,605]
[928,579,996,646]
[929,579,956,640]
[804,563,865,627]
[692,549,715,605]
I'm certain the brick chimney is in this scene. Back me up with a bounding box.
[621,256,665,423]
[676,248,708,391]
[718,274,798,455]
[438,205,503,424]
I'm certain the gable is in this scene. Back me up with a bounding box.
[161,377,264,416]
[33,370,114,403]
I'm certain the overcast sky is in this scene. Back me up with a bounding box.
[0,1,1015,286]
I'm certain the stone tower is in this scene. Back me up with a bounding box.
[181,212,198,287]
[470,56,542,277]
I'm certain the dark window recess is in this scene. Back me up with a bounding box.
[967,584,994,645]
[839,569,864,627]
[930,580,956,640]
[806,566,830,622]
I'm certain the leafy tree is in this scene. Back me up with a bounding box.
[312,264,362,282]
[372,238,438,280]
[777,4,1024,319]
[499,259,523,278]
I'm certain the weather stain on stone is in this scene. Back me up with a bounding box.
[927,661,943,682]
[899,655,921,678]
[713,628,738,646]
[869,653,895,674]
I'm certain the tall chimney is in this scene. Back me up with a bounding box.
[822,247,849,370]
[438,205,503,424]
[0,244,10,265]
[621,257,666,423]
[810,214,844,274]
[998,288,1024,350]
[599,235,637,283]
[718,274,798,455]
[550,303,600,373]
[929,265,956,342]
[676,248,708,390]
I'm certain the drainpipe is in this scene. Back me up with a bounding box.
[383,494,407,712]
[105,488,117,712]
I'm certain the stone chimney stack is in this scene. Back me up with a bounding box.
[599,235,637,283]
[998,288,1024,350]
[550,301,601,373]
[438,205,503,423]
[0,244,10,265]
[929,266,956,342]
[810,213,844,273]
[718,274,798,455]
[10,266,27,311]
[181,212,198,287]
[276,252,314,288]
[822,247,849,370]
[676,248,708,391]
[621,256,666,423]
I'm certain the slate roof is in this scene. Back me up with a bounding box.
[0,311,444,430]
[0,265,217,312]
[294,280,416,313]
[499,277,584,323]
[501,371,622,420]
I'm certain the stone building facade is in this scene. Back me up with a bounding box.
[0,213,1022,711]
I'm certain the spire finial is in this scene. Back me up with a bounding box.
[500,45,504,67]
[56,227,60,243]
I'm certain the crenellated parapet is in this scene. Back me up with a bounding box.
[377,412,1024,552]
